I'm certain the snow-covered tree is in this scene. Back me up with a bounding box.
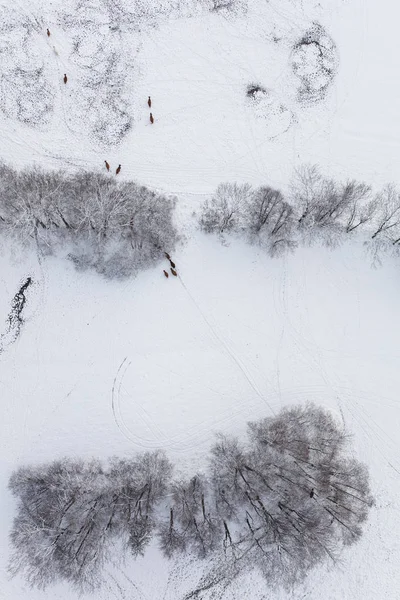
[199,182,252,234]
[207,404,373,589]
[9,452,172,593]
[0,164,178,278]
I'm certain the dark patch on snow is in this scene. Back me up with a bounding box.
[291,22,339,104]
[246,83,267,98]
[0,277,33,354]
[0,8,54,127]
[211,0,243,13]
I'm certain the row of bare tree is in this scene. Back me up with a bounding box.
[199,165,400,259]
[9,405,373,595]
[0,163,178,278]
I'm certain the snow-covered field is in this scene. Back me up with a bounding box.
[1,0,400,598]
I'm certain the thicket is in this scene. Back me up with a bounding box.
[0,163,178,278]
[291,23,339,104]
[9,404,373,595]
[199,165,400,262]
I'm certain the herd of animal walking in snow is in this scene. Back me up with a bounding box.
[46,27,168,279]
[103,161,121,175]
[102,96,154,175]
[46,26,156,133]
[164,253,178,278]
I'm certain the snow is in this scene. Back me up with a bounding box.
[1,0,400,598]
[1,0,399,192]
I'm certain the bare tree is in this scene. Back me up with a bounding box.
[199,182,296,256]
[108,451,173,557]
[9,458,111,592]
[0,166,67,248]
[342,181,376,233]
[290,164,323,229]
[291,166,366,245]
[159,474,222,559]
[246,186,297,256]
[370,184,400,242]
[158,507,187,558]
[291,165,344,234]
[199,183,252,234]
[313,179,353,228]
[209,0,246,13]
[208,404,373,588]
[9,452,172,593]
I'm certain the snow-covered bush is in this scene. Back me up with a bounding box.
[9,405,373,594]
[0,164,178,279]
[291,22,339,104]
[246,83,267,99]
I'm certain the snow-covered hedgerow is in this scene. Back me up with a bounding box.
[9,404,373,595]
[199,165,400,261]
[0,163,178,279]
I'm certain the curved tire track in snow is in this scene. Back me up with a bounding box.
[273,258,400,479]
[110,267,280,452]
[111,356,259,453]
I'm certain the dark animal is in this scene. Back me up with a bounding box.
[164,252,171,260]
[150,113,154,124]
[148,96,151,108]
[47,28,50,37]
[116,164,121,175]
[169,259,176,269]
[163,270,169,278]
[170,268,177,277]
[104,160,110,171]
[63,74,67,84]
[310,488,314,498]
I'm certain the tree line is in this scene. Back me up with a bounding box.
[9,404,373,595]
[2,163,398,279]
[199,165,400,261]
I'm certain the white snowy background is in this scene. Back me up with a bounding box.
[1,0,400,598]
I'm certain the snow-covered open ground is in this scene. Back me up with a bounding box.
[1,0,400,598]
[2,0,400,193]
